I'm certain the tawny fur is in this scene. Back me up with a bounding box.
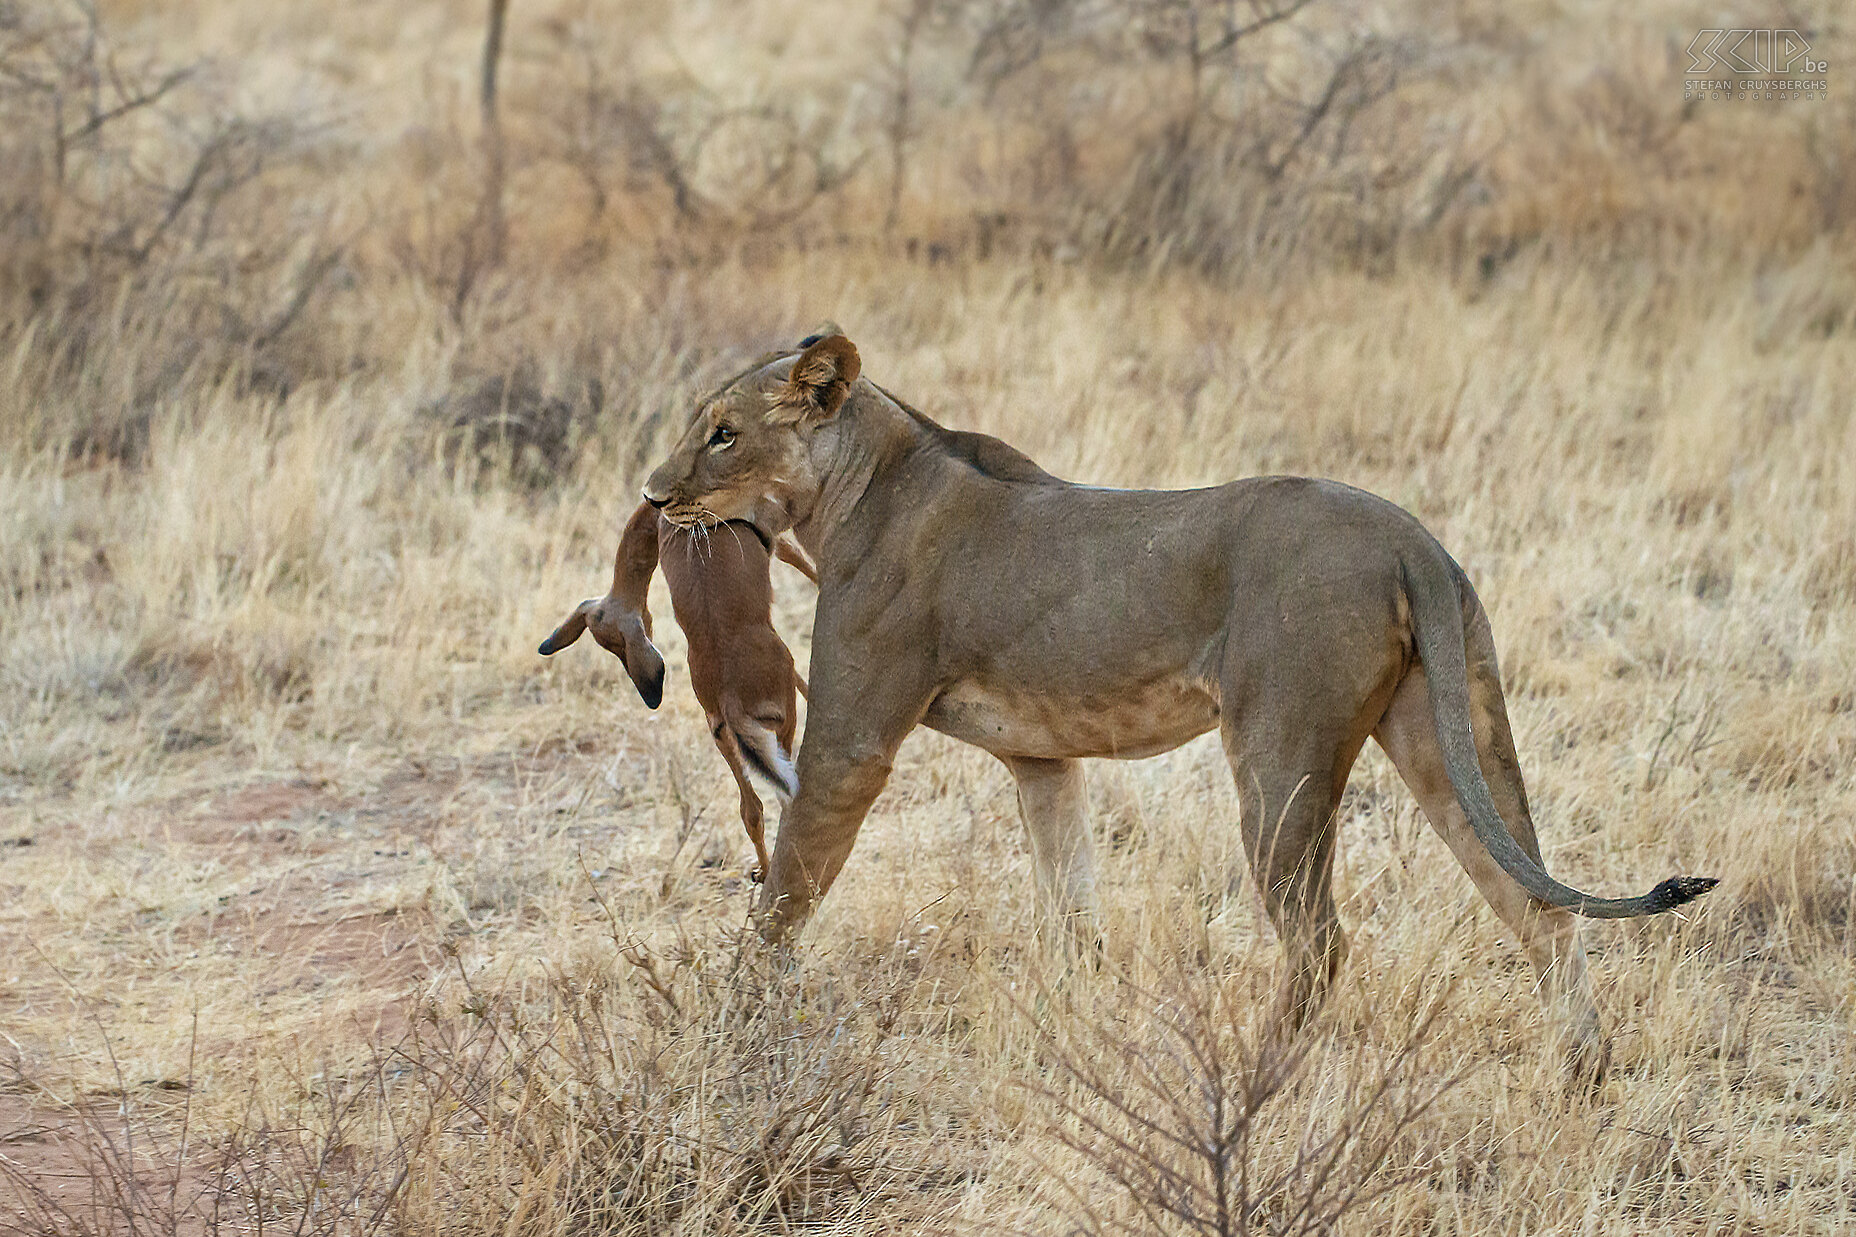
[639,330,1718,1088]
[539,500,814,881]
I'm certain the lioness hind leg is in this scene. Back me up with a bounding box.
[1003,756,1101,959]
[1372,641,1609,1087]
[1218,727,1351,1033]
[1218,628,1400,1033]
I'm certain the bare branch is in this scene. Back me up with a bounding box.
[58,63,189,145]
[480,0,509,121]
[1201,0,1322,59]
[249,242,345,351]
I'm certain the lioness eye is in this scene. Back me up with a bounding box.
[708,425,736,451]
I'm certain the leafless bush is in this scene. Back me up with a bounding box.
[447,0,512,320]
[2,920,956,1236]
[384,926,959,1234]
[1023,965,1462,1236]
[1800,98,1856,235]
[426,362,605,491]
[0,1016,411,1237]
[933,0,1483,272]
[537,22,698,223]
[530,9,863,247]
[0,1,341,458]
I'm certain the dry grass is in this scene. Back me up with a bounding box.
[4,0,1855,1233]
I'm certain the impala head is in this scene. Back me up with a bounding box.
[642,332,861,536]
[537,597,667,709]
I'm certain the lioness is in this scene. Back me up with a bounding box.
[640,332,1715,1079]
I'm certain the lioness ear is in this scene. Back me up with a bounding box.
[796,320,845,348]
[780,334,860,421]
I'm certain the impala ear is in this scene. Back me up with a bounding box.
[538,602,593,655]
[779,334,860,422]
[619,630,666,709]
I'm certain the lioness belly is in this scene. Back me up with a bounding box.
[922,677,1219,760]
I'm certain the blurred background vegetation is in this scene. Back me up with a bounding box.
[3,0,1850,465]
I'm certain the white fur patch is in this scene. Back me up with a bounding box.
[736,724,799,801]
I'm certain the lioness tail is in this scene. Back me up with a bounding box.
[1401,554,1717,919]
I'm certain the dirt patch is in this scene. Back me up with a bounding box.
[203,778,335,827]
[0,1090,224,1237]
[0,771,454,1233]
[177,776,348,851]
[1,1090,93,1233]
[1,772,447,1068]
[0,1086,301,1237]
[179,907,436,1043]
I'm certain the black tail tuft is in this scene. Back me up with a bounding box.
[1645,876,1719,912]
[735,725,798,800]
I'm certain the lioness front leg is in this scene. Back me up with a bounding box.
[758,750,893,940]
[1003,756,1102,958]
[756,664,936,944]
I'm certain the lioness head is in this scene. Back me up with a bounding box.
[643,333,861,534]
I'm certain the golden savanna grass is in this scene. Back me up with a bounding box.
[2,0,1854,1232]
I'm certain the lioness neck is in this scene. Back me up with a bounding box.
[794,385,945,566]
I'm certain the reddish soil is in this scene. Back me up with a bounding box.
[0,771,456,1234]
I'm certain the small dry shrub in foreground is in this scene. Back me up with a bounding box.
[386,927,964,1235]
[0,1020,411,1237]
[1022,963,1462,1237]
[1,922,969,1236]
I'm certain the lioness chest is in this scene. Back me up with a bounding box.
[921,675,1220,760]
